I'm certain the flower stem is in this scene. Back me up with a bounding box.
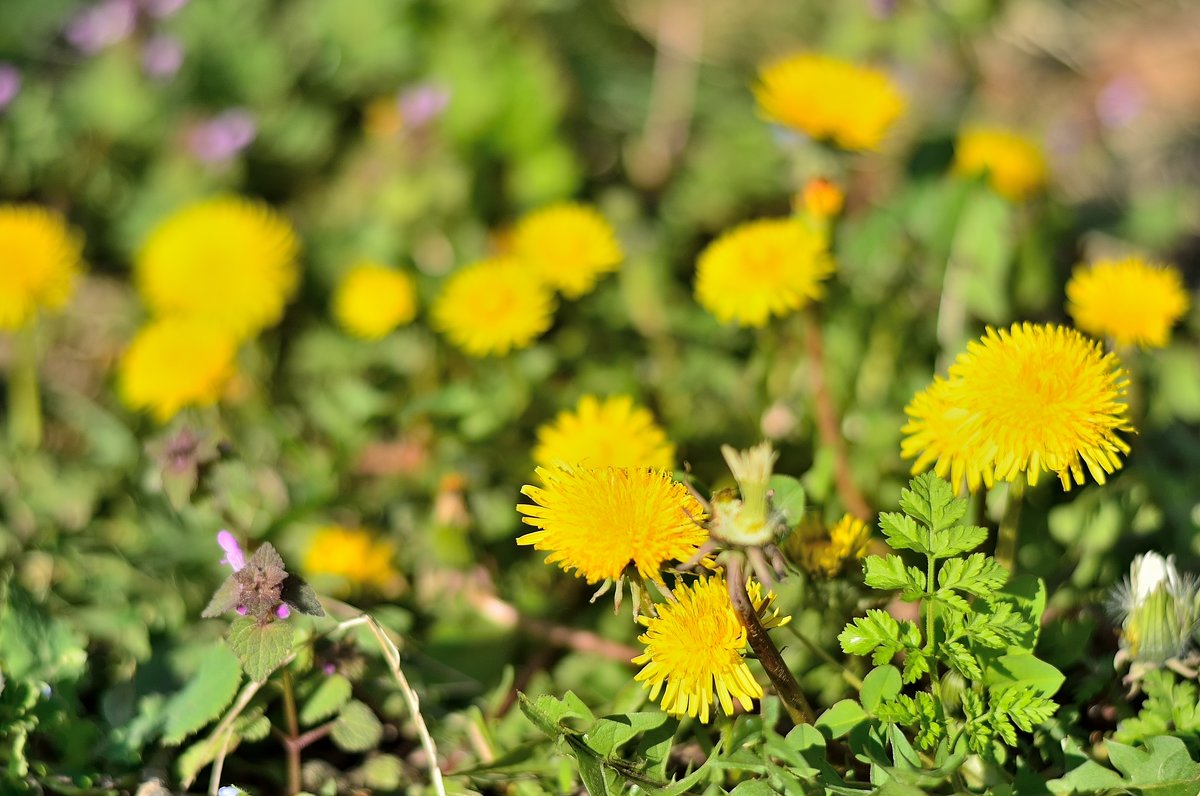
[784,623,863,690]
[726,556,814,726]
[802,308,871,521]
[8,324,42,450]
[281,669,302,795]
[994,479,1025,574]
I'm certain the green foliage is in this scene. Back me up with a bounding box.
[1116,671,1200,753]
[1052,736,1200,796]
[160,643,242,745]
[226,616,294,683]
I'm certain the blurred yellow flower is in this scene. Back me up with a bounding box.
[795,177,845,219]
[363,96,404,139]
[953,127,1048,202]
[794,514,871,578]
[511,202,623,298]
[118,318,238,422]
[754,53,905,151]
[517,466,707,586]
[303,525,399,593]
[0,204,84,330]
[332,261,418,340]
[1067,257,1190,349]
[534,395,675,471]
[902,323,1131,491]
[695,218,834,327]
[633,575,788,723]
[432,257,554,356]
[136,196,300,340]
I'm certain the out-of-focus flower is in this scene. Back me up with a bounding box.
[695,218,834,327]
[510,203,623,299]
[1066,257,1189,349]
[0,204,84,330]
[795,177,845,220]
[186,109,257,164]
[118,318,238,421]
[1097,76,1146,130]
[332,261,418,340]
[0,64,21,112]
[754,53,905,151]
[65,0,137,54]
[953,127,1048,202]
[217,530,246,572]
[141,34,184,80]
[902,323,1131,491]
[399,84,450,128]
[431,257,554,356]
[867,0,898,19]
[534,395,675,471]
[792,514,871,578]
[363,95,405,139]
[136,196,300,340]
[633,575,788,722]
[518,466,708,590]
[140,0,189,18]
[302,525,399,594]
[1111,553,1200,667]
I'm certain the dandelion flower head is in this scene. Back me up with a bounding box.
[332,261,418,340]
[303,525,399,594]
[432,257,554,356]
[533,395,675,471]
[118,318,238,422]
[754,53,905,151]
[517,466,707,586]
[1066,257,1190,349]
[0,204,84,330]
[902,323,1131,491]
[633,575,789,722]
[695,218,835,327]
[136,196,300,340]
[795,513,872,578]
[511,202,623,299]
[953,127,1048,202]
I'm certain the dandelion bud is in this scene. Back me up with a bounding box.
[798,177,845,219]
[1111,552,1200,667]
[709,443,783,546]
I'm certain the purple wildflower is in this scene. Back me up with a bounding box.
[65,0,137,55]
[399,84,450,128]
[0,64,20,112]
[186,109,257,163]
[142,35,184,80]
[276,604,291,619]
[217,530,246,572]
[1097,76,1146,130]
[235,605,248,616]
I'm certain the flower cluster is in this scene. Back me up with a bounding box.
[902,323,1132,491]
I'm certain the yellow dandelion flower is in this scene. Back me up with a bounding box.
[794,514,871,578]
[902,323,1132,491]
[754,53,905,151]
[510,202,623,299]
[1066,257,1190,349]
[533,395,675,471]
[0,204,84,330]
[303,525,399,594]
[695,218,835,327]
[432,257,555,356]
[136,196,300,340]
[633,575,789,723]
[517,466,707,586]
[953,127,1048,202]
[118,318,238,422]
[332,261,418,340]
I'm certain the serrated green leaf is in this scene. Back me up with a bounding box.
[1106,736,1200,796]
[201,576,241,619]
[902,649,930,684]
[839,610,902,664]
[332,700,383,752]
[861,666,902,714]
[878,512,925,554]
[299,674,352,726]
[864,556,925,598]
[935,524,989,558]
[938,553,1008,597]
[227,617,294,682]
[933,589,971,617]
[899,472,966,534]
[942,641,981,679]
[161,643,242,745]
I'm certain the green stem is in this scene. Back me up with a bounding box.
[8,324,42,449]
[785,624,863,690]
[281,669,302,795]
[726,557,814,726]
[994,480,1025,574]
[925,552,941,703]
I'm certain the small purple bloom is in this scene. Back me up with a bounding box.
[276,604,291,620]
[217,530,246,572]
[186,109,257,163]
[322,662,337,675]
[142,35,184,80]
[65,0,137,55]
[236,605,248,616]
[0,64,20,112]
[867,0,898,19]
[399,84,450,128]
[1097,76,1145,130]
[139,0,189,18]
